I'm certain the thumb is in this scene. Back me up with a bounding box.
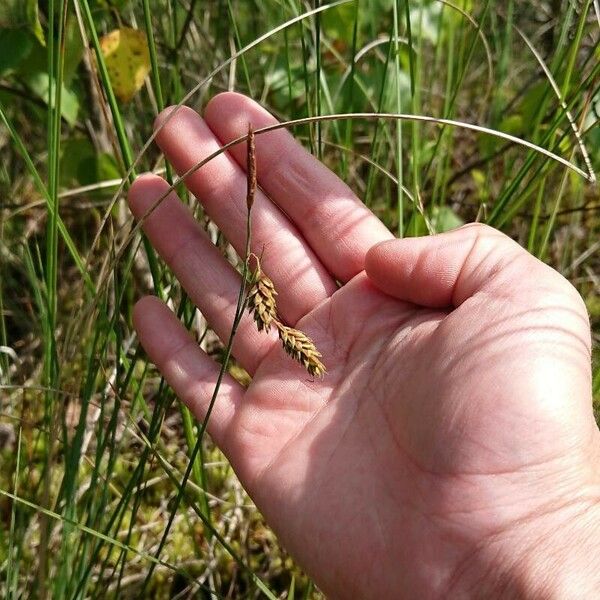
[365,223,566,309]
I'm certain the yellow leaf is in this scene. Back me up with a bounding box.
[99,27,150,103]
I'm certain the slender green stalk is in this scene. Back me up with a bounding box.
[392,0,403,236]
[284,20,294,114]
[5,428,22,599]
[298,9,315,154]
[430,1,455,210]
[1,3,598,597]
[315,0,323,159]
[176,304,214,545]
[560,0,591,99]
[407,0,422,235]
[537,154,573,260]
[144,0,213,543]
[403,0,415,95]
[0,104,92,291]
[40,1,69,594]
[142,0,165,110]
[168,0,184,105]
[141,227,256,594]
[488,60,600,225]
[227,0,254,95]
[140,134,260,595]
[0,219,9,390]
[422,0,491,187]
[365,33,394,207]
[175,0,199,52]
[341,0,360,179]
[0,489,190,576]
[78,0,134,175]
[527,181,546,253]
[524,0,592,248]
[78,0,163,296]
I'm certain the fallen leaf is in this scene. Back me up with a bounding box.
[99,27,150,103]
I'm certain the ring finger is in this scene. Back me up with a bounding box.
[153,105,338,326]
[128,173,277,374]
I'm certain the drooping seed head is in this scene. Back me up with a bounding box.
[276,323,326,378]
[247,267,278,332]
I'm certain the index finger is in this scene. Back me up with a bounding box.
[204,92,393,282]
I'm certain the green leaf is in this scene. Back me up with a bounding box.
[0,0,44,46]
[499,114,523,135]
[60,138,120,188]
[406,211,430,237]
[480,114,523,156]
[14,16,83,86]
[321,4,356,41]
[430,205,464,232]
[0,29,33,74]
[23,72,79,125]
[63,17,85,85]
[59,138,98,187]
[520,82,547,125]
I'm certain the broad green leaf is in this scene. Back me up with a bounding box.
[23,72,79,125]
[430,205,464,232]
[499,114,523,135]
[59,138,99,187]
[14,16,83,84]
[99,27,151,103]
[406,212,430,237]
[0,0,44,46]
[471,169,489,202]
[63,17,85,85]
[0,29,33,75]
[520,82,547,126]
[60,138,120,189]
[480,114,522,155]
[322,5,356,42]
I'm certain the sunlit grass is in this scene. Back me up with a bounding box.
[0,1,598,597]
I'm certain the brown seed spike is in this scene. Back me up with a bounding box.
[275,322,326,378]
[246,125,256,211]
[247,267,278,332]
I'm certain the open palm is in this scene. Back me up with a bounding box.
[129,93,600,598]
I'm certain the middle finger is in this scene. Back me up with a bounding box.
[154,106,337,325]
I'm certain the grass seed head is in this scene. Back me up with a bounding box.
[247,267,278,332]
[276,323,326,378]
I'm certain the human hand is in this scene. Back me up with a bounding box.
[128,93,600,599]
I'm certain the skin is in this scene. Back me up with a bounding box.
[128,92,600,599]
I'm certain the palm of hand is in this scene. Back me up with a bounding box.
[129,93,598,599]
[239,262,595,598]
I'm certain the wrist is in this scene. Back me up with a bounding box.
[451,495,600,599]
